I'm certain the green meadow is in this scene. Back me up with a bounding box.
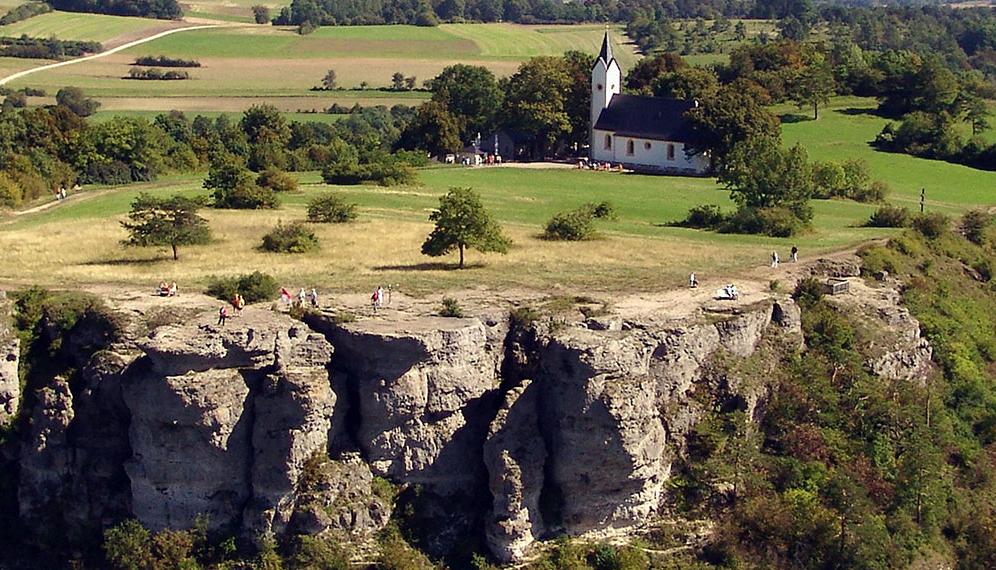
[0,11,166,43]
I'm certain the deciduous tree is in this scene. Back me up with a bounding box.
[121,193,210,260]
[421,187,510,268]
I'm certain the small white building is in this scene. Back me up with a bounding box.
[589,33,710,175]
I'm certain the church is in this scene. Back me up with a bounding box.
[590,33,710,175]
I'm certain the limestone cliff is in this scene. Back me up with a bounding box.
[6,270,936,563]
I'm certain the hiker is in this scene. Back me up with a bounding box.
[791,245,798,263]
[689,273,698,288]
[371,287,384,311]
[280,288,293,306]
[168,282,178,297]
[59,187,67,200]
[309,288,318,308]
[217,305,228,326]
[158,281,169,296]
[771,251,779,268]
[297,288,307,307]
[234,294,245,316]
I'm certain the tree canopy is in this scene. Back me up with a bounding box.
[120,193,210,260]
[421,187,510,268]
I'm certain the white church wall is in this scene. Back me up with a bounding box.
[592,130,709,174]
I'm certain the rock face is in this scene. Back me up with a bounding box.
[483,380,546,562]
[0,337,18,425]
[123,310,336,535]
[825,279,933,383]
[10,279,936,563]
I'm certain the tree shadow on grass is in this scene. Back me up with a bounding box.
[80,257,167,267]
[779,113,812,124]
[839,107,884,117]
[373,261,486,271]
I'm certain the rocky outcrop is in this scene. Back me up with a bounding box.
[18,376,75,527]
[123,310,335,534]
[314,316,507,494]
[288,452,391,539]
[825,280,933,383]
[484,380,546,562]
[0,337,18,426]
[9,276,936,563]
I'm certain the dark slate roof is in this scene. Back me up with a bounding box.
[593,95,697,142]
[597,31,613,66]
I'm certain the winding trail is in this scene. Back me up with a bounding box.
[0,24,222,87]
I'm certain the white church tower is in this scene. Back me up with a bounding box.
[590,31,621,159]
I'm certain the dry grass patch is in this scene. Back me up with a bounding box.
[0,205,754,295]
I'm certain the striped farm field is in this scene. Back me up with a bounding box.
[0,11,169,43]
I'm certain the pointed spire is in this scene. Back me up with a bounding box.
[598,29,613,66]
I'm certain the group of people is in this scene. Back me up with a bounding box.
[217,293,246,326]
[771,246,799,268]
[280,287,320,309]
[577,159,624,172]
[371,285,391,311]
[156,281,178,297]
[53,183,81,201]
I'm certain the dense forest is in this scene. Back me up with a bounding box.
[46,0,182,19]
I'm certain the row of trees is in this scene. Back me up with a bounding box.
[48,0,182,19]
[0,92,423,208]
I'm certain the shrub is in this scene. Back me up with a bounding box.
[256,167,298,193]
[212,181,277,209]
[0,172,21,207]
[286,535,348,570]
[439,297,463,318]
[793,277,825,308]
[252,5,271,24]
[721,206,801,237]
[912,212,949,239]
[307,192,357,223]
[852,180,889,203]
[206,271,277,303]
[587,201,617,220]
[103,520,153,570]
[866,205,910,228]
[961,209,991,245]
[545,208,596,240]
[133,55,200,68]
[680,204,727,228]
[261,221,319,253]
[126,67,189,80]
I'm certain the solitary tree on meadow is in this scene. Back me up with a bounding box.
[321,69,338,91]
[793,60,835,120]
[121,193,210,260]
[421,187,511,269]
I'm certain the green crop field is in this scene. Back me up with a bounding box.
[4,22,634,110]
[90,108,348,123]
[0,11,166,43]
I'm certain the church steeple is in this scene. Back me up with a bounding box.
[597,30,614,67]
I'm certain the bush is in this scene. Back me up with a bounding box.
[286,535,348,570]
[133,55,200,67]
[261,221,319,253]
[0,172,22,207]
[55,86,99,117]
[126,67,189,80]
[912,212,949,239]
[793,277,825,308]
[680,204,728,228]
[252,5,270,24]
[866,205,910,228]
[545,208,596,240]
[206,271,278,303]
[852,180,889,203]
[439,297,463,317]
[721,206,801,237]
[256,167,298,192]
[212,181,277,209]
[961,209,991,245]
[307,192,357,223]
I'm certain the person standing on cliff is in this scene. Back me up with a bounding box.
[771,251,779,268]
[310,288,319,308]
[791,245,798,263]
[217,305,228,326]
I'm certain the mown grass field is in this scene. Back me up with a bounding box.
[779,97,996,212]
[0,11,168,43]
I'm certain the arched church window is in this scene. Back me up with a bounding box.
[667,144,675,160]
[626,140,634,155]
[604,134,611,150]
